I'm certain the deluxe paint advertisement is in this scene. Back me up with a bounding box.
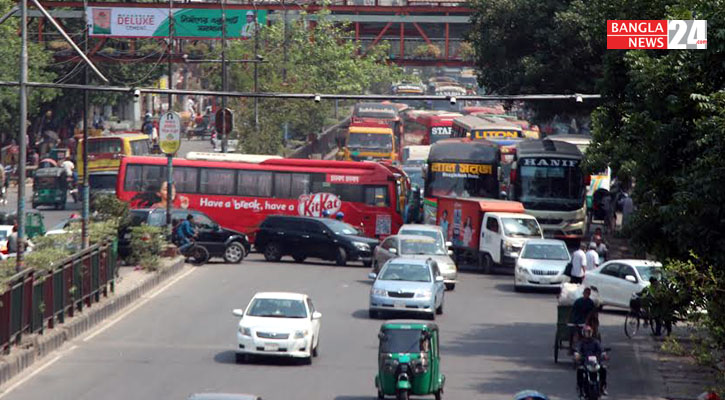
[86,7,267,39]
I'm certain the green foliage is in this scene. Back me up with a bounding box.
[91,194,129,223]
[127,225,165,270]
[201,11,404,153]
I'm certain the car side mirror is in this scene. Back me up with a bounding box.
[390,248,397,254]
[368,272,377,280]
[232,308,244,317]
[378,332,387,341]
[445,241,452,248]
[625,275,637,283]
[447,250,453,256]
[435,276,444,283]
[312,311,322,320]
[214,224,222,231]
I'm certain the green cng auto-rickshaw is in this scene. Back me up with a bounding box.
[375,321,445,400]
[32,167,68,209]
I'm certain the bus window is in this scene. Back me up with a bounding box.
[173,167,198,193]
[237,171,273,197]
[124,164,163,192]
[200,168,236,195]
[365,187,389,207]
[130,139,150,155]
[274,173,311,198]
[88,138,122,154]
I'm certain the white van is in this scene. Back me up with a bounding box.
[479,212,543,273]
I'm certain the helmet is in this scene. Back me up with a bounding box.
[335,211,344,220]
[582,325,594,338]
[513,390,549,400]
[321,210,331,217]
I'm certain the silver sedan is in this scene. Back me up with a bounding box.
[368,258,446,320]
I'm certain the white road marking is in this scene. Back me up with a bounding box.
[0,345,77,398]
[83,267,196,342]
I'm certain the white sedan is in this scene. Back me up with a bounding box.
[233,292,321,364]
[583,259,662,308]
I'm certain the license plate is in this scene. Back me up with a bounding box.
[264,343,279,351]
[540,277,550,284]
[394,301,406,308]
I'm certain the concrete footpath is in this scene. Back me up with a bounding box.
[0,256,187,388]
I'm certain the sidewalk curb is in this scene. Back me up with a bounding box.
[0,257,186,388]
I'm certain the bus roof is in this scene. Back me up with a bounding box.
[186,152,282,163]
[349,126,393,134]
[454,115,522,132]
[428,138,499,163]
[516,139,583,158]
[435,86,467,95]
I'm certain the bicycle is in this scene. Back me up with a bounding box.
[179,239,209,266]
[624,295,657,338]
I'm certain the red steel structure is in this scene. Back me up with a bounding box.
[39,0,473,66]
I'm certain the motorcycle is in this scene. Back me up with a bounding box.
[575,349,609,400]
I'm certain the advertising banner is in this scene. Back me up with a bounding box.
[86,7,268,39]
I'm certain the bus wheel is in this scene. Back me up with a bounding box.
[335,247,347,266]
[263,243,282,262]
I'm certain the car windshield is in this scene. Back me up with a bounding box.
[400,238,445,255]
[380,329,423,353]
[0,230,8,240]
[399,230,443,247]
[246,298,307,318]
[502,218,542,238]
[89,174,117,190]
[320,219,358,235]
[636,266,662,282]
[521,243,569,260]
[379,263,431,282]
[403,168,424,188]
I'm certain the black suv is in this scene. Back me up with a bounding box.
[255,216,378,267]
[119,208,251,263]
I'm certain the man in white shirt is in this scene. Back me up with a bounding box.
[570,242,588,284]
[586,242,599,271]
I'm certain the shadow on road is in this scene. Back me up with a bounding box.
[334,396,375,400]
[213,350,308,367]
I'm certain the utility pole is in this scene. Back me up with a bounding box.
[81,0,89,249]
[220,0,228,153]
[253,8,259,132]
[16,0,28,272]
[166,0,174,238]
[282,0,288,82]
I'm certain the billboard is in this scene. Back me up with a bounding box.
[86,7,268,39]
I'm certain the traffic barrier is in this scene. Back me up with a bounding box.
[0,240,117,353]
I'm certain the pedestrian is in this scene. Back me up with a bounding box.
[570,242,588,284]
[7,224,18,254]
[586,242,599,271]
[601,191,613,233]
[60,156,75,184]
[594,235,608,262]
[619,192,634,229]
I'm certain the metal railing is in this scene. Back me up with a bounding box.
[289,117,350,159]
[0,240,117,352]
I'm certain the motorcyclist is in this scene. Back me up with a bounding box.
[335,211,345,221]
[569,287,597,348]
[176,214,197,254]
[575,325,608,396]
[513,390,549,400]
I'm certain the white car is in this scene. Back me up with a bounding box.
[583,259,663,308]
[233,292,321,363]
[0,225,13,254]
[514,239,571,291]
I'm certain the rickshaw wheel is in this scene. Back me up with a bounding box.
[435,389,442,400]
[377,390,384,400]
[397,390,409,400]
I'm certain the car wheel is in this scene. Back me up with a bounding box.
[223,242,246,263]
[436,300,443,315]
[369,309,379,319]
[263,242,282,262]
[335,247,347,266]
[312,337,319,357]
[293,255,306,263]
[445,283,455,291]
[363,260,372,268]
[482,253,493,274]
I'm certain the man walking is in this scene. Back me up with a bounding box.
[586,242,600,271]
[570,242,588,284]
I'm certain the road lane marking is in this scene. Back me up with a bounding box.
[0,345,77,398]
[83,267,197,342]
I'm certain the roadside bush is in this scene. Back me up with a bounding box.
[91,194,129,223]
[126,225,164,271]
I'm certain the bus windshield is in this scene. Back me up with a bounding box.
[348,133,393,151]
[517,161,585,211]
[87,138,122,154]
[429,126,452,143]
[426,163,499,199]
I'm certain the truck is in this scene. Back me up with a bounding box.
[436,196,543,274]
[336,119,397,162]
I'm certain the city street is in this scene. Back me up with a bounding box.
[0,255,661,400]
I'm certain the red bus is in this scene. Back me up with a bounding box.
[116,155,407,240]
[402,110,462,146]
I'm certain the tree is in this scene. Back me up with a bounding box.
[0,0,58,141]
[201,11,404,154]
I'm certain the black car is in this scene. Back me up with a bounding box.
[119,208,251,263]
[255,216,378,267]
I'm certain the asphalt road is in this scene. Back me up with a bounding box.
[0,255,662,400]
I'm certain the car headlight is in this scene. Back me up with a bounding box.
[372,288,387,296]
[415,290,432,298]
[442,263,457,272]
[239,326,252,336]
[517,266,529,275]
[294,330,308,339]
[353,241,370,250]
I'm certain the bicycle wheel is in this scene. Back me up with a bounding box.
[624,312,640,338]
[189,245,209,265]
